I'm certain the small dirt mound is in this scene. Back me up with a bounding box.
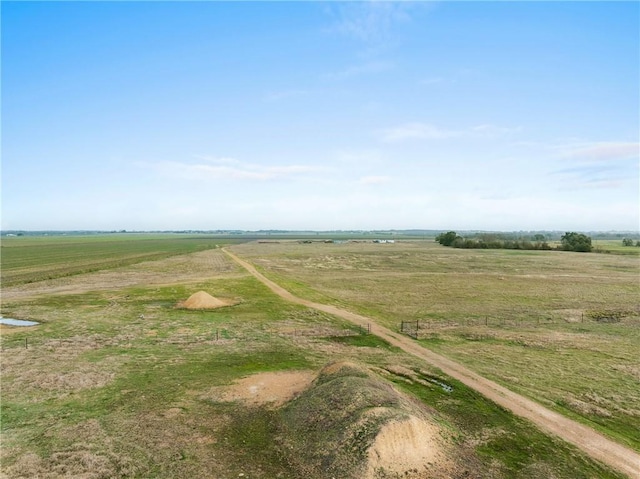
[177,291,233,310]
[208,371,315,407]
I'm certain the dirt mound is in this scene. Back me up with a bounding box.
[177,291,233,310]
[366,416,445,478]
[277,362,456,478]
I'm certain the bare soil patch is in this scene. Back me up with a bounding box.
[208,370,315,407]
[366,415,448,479]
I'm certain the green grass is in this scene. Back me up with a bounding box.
[592,240,640,256]
[1,239,634,478]
[324,333,398,350]
[386,369,624,479]
[0,234,245,286]
[228,240,640,451]
[420,319,640,450]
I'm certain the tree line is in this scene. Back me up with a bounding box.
[622,238,640,247]
[435,231,593,252]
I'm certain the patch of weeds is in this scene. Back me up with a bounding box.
[218,405,294,477]
[586,309,631,323]
[87,346,314,414]
[418,334,446,345]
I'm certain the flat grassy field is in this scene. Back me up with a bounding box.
[0,237,633,478]
[231,240,640,451]
[0,234,244,287]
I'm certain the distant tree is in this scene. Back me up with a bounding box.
[636,241,640,247]
[561,232,592,252]
[435,231,460,246]
[622,238,634,247]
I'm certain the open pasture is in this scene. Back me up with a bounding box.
[0,237,634,478]
[0,234,242,287]
[231,240,640,450]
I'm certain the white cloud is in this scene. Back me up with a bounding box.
[144,157,324,182]
[329,2,412,44]
[559,142,639,163]
[380,122,520,142]
[548,141,639,190]
[381,122,459,142]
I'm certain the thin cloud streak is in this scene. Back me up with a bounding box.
[324,60,394,80]
[145,159,324,182]
[380,122,519,142]
[381,122,459,142]
[329,2,412,44]
[560,142,639,162]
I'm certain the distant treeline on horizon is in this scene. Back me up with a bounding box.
[2,229,639,240]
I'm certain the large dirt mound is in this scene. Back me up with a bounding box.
[177,291,233,310]
[277,361,458,478]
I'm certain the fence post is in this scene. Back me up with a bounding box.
[25,338,28,349]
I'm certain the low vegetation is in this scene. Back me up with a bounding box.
[435,230,595,252]
[232,239,640,450]
[0,234,243,286]
[1,235,635,478]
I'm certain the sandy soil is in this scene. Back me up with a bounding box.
[207,371,315,407]
[177,291,235,310]
[365,415,451,479]
[223,248,640,479]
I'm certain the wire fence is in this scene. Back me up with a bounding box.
[0,324,374,352]
[399,311,638,340]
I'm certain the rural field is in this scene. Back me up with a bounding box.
[1,234,638,478]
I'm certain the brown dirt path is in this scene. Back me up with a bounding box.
[223,248,640,479]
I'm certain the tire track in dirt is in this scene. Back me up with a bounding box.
[223,248,640,478]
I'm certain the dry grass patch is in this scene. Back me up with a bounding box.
[1,248,241,303]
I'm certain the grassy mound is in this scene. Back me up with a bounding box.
[277,362,449,478]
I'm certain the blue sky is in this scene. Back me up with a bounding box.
[2,1,638,231]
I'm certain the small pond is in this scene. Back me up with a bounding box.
[0,318,40,327]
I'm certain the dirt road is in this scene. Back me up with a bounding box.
[223,248,640,479]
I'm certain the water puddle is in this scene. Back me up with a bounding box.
[0,318,39,327]
[418,372,453,392]
[427,378,453,393]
